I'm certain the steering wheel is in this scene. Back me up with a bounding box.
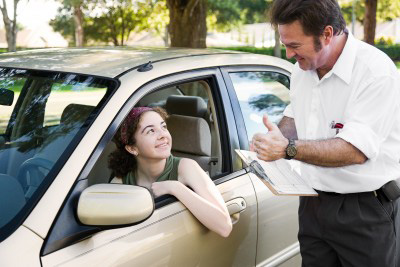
[16,157,54,199]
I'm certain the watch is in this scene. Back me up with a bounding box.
[285,139,297,160]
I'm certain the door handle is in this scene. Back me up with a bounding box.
[226,197,246,224]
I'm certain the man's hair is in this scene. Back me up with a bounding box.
[270,0,346,37]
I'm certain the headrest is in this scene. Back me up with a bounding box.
[60,104,94,125]
[166,95,207,118]
[167,114,211,156]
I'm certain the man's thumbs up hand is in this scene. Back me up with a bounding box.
[263,114,280,132]
[251,114,288,161]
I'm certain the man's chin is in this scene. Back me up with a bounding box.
[298,62,312,71]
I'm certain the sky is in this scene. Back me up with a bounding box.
[2,0,60,28]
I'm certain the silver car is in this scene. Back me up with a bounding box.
[0,48,300,266]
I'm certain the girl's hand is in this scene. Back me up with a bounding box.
[151,180,180,198]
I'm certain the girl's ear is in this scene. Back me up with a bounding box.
[125,145,138,156]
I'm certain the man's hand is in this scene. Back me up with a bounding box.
[251,115,289,161]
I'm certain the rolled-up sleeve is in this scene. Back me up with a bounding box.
[283,103,294,118]
[336,75,399,160]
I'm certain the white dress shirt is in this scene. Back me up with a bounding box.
[284,32,400,193]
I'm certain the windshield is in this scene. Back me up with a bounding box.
[0,68,116,239]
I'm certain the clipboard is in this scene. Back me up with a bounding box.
[236,149,318,196]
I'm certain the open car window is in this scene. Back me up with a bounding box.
[0,68,116,241]
[87,79,224,191]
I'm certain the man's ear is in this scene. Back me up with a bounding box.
[125,145,138,156]
[323,26,334,44]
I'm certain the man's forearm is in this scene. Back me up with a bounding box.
[294,138,367,167]
[278,116,298,140]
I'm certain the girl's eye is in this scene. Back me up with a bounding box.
[147,129,155,134]
[162,124,167,129]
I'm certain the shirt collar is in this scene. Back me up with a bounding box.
[330,31,357,85]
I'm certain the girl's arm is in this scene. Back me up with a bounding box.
[151,158,232,237]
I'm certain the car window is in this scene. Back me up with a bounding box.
[44,82,107,127]
[0,68,116,237]
[229,71,290,143]
[87,79,224,189]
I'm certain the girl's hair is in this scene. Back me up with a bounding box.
[108,107,168,178]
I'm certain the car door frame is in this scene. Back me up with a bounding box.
[220,65,301,267]
[41,67,259,266]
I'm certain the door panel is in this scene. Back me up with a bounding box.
[41,174,257,267]
[221,66,300,265]
[249,173,299,266]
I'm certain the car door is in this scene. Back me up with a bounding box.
[40,68,259,267]
[221,66,301,266]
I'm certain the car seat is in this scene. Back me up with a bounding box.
[167,114,212,173]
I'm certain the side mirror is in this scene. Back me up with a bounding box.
[77,184,154,226]
[0,88,14,106]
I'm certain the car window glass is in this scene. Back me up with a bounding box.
[0,77,26,134]
[44,82,107,127]
[0,68,114,236]
[229,71,290,143]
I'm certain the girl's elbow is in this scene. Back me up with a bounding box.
[218,218,233,238]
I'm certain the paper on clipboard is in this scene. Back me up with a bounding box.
[236,149,318,196]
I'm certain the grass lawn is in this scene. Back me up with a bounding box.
[396,61,400,69]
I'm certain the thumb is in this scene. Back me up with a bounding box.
[263,115,279,132]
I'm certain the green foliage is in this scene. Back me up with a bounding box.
[51,0,155,46]
[221,44,400,63]
[86,0,153,46]
[375,36,395,46]
[376,44,400,61]
[341,0,400,24]
[220,46,296,63]
[207,0,272,32]
[49,11,76,46]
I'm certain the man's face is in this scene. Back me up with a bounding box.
[278,20,327,71]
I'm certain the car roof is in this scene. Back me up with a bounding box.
[0,47,292,78]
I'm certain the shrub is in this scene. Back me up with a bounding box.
[220,43,400,63]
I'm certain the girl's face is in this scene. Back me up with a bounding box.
[128,111,172,159]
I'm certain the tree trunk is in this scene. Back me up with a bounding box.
[166,0,207,48]
[73,5,84,47]
[164,25,169,47]
[0,0,18,52]
[364,0,377,45]
[274,30,281,58]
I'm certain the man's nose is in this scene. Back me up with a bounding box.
[285,47,295,59]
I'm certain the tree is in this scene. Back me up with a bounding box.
[51,0,153,46]
[49,9,76,46]
[0,0,21,52]
[207,0,271,32]
[363,0,377,45]
[86,0,152,46]
[341,0,400,45]
[55,0,85,47]
[166,0,207,48]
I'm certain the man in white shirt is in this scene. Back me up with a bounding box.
[252,0,400,266]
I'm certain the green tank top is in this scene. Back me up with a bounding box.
[123,155,181,185]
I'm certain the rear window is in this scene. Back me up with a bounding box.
[0,68,117,241]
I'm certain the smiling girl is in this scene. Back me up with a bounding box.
[108,107,232,237]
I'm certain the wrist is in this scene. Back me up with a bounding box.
[285,139,297,160]
[169,180,183,195]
